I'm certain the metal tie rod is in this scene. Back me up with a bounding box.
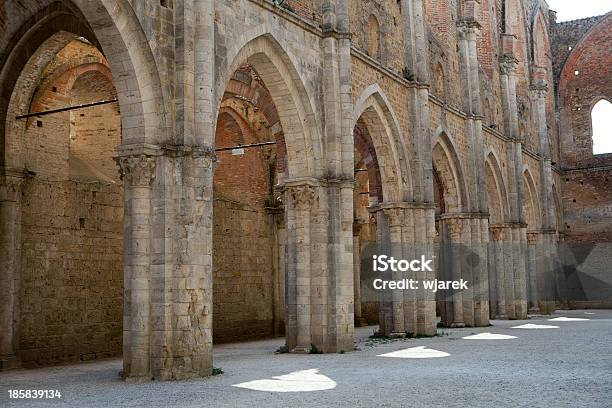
[215,141,276,152]
[15,98,119,119]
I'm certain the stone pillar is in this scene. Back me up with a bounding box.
[118,154,156,381]
[489,226,507,318]
[446,217,465,327]
[526,232,539,313]
[353,222,366,326]
[272,207,286,336]
[284,184,316,352]
[0,171,24,370]
[513,224,528,319]
[382,207,406,336]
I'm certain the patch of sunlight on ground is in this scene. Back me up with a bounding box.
[377,346,450,359]
[548,317,590,322]
[232,369,336,393]
[511,323,559,329]
[461,332,517,340]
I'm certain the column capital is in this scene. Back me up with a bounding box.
[446,217,464,239]
[285,184,316,210]
[489,226,505,242]
[499,56,519,75]
[529,84,548,99]
[457,20,481,40]
[116,154,156,187]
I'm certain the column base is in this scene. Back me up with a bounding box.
[450,322,466,328]
[291,346,312,354]
[388,332,407,339]
[494,314,509,320]
[0,354,20,370]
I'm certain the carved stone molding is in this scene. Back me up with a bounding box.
[117,155,156,187]
[446,218,464,239]
[286,185,316,210]
[499,57,519,75]
[527,232,539,245]
[489,226,505,242]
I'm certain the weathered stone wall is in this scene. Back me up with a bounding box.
[19,180,123,366]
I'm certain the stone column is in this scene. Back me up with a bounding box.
[353,222,365,326]
[526,232,539,313]
[446,217,465,327]
[513,224,528,318]
[284,184,316,352]
[489,226,507,318]
[382,207,406,336]
[118,154,156,381]
[0,171,24,370]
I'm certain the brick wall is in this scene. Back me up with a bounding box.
[553,14,612,243]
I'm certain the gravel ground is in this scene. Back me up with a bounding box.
[1,309,611,408]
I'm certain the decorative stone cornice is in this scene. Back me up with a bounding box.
[117,155,156,187]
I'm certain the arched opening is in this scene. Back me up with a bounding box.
[212,34,345,355]
[591,99,612,155]
[0,0,165,377]
[484,153,511,320]
[212,65,286,344]
[353,117,382,327]
[352,87,417,336]
[4,38,123,367]
[432,134,467,327]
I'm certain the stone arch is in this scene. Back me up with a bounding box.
[215,32,322,179]
[558,12,612,105]
[352,85,413,203]
[523,168,541,232]
[1,0,168,171]
[532,9,551,68]
[485,150,509,224]
[431,131,467,213]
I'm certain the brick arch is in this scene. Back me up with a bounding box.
[353,118,383,201]
[216,33,322,179]
[431,132,467,213]
[558,12,612,105]
[353,85,413,203]
[1,0,168,171]
[485,151,510,224]
[523,168,541,232]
